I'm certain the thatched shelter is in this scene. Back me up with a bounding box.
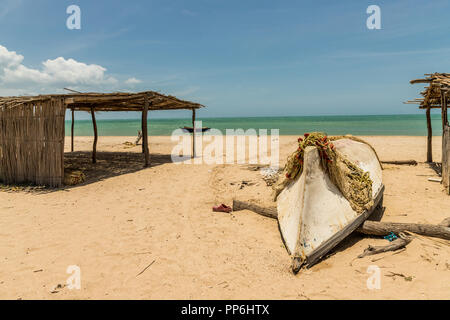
[407,73,450,193]
[0,91,204,187]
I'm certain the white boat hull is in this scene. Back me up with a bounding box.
[277,138,384,270]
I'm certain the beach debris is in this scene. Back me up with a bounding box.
[298,292,311,300]
[356,218,450,258]
[230,180,256,189]
[233,200,277,219]
[239,180,255,189]
[381,160,418,166]
[246,164,268,171]
[0,183,46,193]
[383,232,398,242]
[367,248,407,263]
[216,281,229,289]
[428,177,442,182]
[358,232,413,258]
[64,169,86,186]
[51,283,66,294]
[385,272,414,282]
[136,259,156,277]
[135,130,143,145]
[212,204,232,213]
[259,166,280,186]
[123,141,136,149]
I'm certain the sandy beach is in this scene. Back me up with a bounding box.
[0,135,449,300]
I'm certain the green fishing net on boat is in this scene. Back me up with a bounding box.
[273,132,374,213]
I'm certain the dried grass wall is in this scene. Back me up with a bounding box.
[0,98,66,187]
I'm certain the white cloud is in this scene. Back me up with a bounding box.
[0,44,136,95]
[42,57,117,85]
[2,64,51,84]
[125,77,142,85]
[0,45,24,68]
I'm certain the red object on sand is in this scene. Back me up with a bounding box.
[213,204,232,213]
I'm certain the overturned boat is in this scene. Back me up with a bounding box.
[275,134,384,273]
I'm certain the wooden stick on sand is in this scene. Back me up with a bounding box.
[381,160,418,166]
[357,232,413,258]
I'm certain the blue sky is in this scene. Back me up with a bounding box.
[0,0,449,119]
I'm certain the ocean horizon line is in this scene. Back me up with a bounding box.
[66,113,429,121]
[64,114,443,137]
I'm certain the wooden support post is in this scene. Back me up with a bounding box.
[91,106,98,164]
[141,110,145,154]
[192,109,196,158]
[443,125,450,194]
[441,90,446,130]
[142,95,150,167]
[444,91,448,127]
[71,108,74,152]
[426,106,433,163]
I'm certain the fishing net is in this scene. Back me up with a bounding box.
[273,133,376,213]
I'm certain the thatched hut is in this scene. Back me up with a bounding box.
[0,91,204,187]
[407,73,450,193]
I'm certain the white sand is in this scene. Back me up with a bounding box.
[0,135,449,299]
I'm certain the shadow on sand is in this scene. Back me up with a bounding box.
[63,151,175,188]
[428,162,442,177]
[0,151,181,194]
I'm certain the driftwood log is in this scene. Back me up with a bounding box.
[357,232,413,258]
[232,200,277,219]
[357,220,450,240]
[232,200,450,240]
[381,160,418,166]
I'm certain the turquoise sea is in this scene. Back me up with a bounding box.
[64,114,443,137]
